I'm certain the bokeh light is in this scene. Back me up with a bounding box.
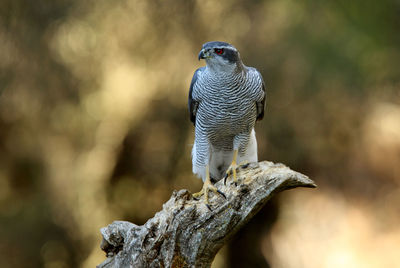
[1,0,399,267]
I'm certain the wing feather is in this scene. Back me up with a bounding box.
[255,70,266,121]
[188,67,204,125]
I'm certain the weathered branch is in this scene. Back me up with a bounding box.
[98,161,316,268]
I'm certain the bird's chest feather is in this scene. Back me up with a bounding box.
[196,80,257,134]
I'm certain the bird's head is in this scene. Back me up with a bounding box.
[198,41,243,72]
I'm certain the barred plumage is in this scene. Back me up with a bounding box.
[189,41,266,185]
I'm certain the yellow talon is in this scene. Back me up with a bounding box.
[239,160,249,166]
[193,165,225,208]
[224,149,239,184]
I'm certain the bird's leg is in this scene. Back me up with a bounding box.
[193,165,226,208]
[224,149,239,185]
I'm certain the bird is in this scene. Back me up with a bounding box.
[188,41,266,206]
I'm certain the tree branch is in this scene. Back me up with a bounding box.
[97,161,316,268]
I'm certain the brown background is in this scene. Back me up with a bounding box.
[1,0,400,267]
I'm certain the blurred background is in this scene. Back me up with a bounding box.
[1,0,400,267]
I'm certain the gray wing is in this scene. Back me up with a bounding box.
[255,70,266,121]
[188,67,204,125]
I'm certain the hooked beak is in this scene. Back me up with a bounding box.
[198,50,205,61]
[198,49,210,60]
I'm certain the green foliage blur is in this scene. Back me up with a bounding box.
[1,0,400,267]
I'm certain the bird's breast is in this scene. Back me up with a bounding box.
[194,72,260,134]
[196,98,257,135]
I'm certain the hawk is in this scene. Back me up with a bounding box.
[188,41,266,205]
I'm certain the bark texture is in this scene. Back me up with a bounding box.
[98,161,316,268]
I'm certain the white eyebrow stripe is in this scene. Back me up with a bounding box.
[214,46,237,51]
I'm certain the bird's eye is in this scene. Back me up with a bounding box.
[214,48,224,55]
